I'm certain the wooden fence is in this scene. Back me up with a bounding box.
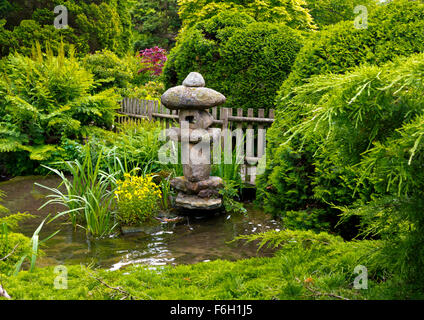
[117,98,275,185]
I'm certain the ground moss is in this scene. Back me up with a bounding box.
[2,230,419,300]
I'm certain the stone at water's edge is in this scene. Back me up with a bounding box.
[198,188,220,198]
[121,222,162,235]
[183,163,211,182]
[175,193,222,211]
[171,176,223,194]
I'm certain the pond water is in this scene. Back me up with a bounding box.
[0,176,281,271]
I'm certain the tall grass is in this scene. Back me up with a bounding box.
[211,138,244,191]
[36,145,120,238]
[13,216,59,275]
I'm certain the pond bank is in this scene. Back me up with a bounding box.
[0,176,280,270]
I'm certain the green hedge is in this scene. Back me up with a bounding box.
[258,50,424,238]
[257,0,424,226]
[163,10,302,112]
[280,0,424,95]
[304,0,379,28]
[177,0,316,30]
[0,0,133,58]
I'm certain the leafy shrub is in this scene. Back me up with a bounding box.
[219,180,247,215]
[259,52,424,285]
[0,45,120,176]
[163,10,302,112]
[258,0,424,231]
[131,0,181,51]
[0,0,133,58]
[280,0,424,95]
[0,18,80,57]
[81,120,166,175]
[115,174,162,225]
[178,0,316,30]
[81,50,138,92]
[304,0,379,28]
[123,81,165,100]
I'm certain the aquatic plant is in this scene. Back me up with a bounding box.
[211,131,244,192]
[158,172,173,211]
[12,216,59,275]
[1,208,57,276]
[36,145,119,238]
[219,180,247,216]
[114,174,162,225]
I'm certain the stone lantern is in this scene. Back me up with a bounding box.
[161,72,226,211]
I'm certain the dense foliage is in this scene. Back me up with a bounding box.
[280,0,424,95]
[0,45,120,176]
[257,49,424,285]
[132,0,181,50]
[1,0,424,301]
[304,0,379,28]
[163,10,302,112]
[0,0,133,57]
[177,0,316,30]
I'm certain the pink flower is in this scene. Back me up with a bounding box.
[138,47,168,76]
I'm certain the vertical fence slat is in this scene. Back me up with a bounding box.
[147,100,153,121]
[135,99,140,124]
[123,98,128,124]
[246,108,254,184]
[257,108,265,159]
[237,108,246,182]
[212,107,217,120]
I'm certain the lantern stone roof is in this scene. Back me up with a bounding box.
[161,72,226,110]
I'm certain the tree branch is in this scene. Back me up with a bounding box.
[0,244,19,261]
[0,284,11,299]
[295,277,350,300]
[88,273,141,300]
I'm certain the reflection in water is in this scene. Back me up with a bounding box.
[0,176,282,270]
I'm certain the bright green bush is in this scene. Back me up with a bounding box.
[0,231,31,275]
[259,52,424,285]
[5,19,82,57]
[163,10,302,112]
[280,0,424,95]
[304,0,379,28]
[0,0,133,58]
[258,0,424,228]
[0,45,120,176]
[81,50,143,92]
[81,120,165,175]
[178,0,316,30]
[122,81,165,100]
